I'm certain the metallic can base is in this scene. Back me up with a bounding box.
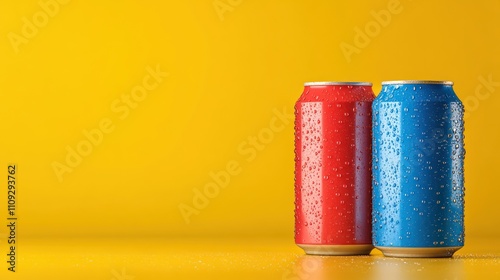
[297,244,373,256]
[377,246,463,258]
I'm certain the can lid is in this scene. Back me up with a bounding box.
[304,81,372,86]
[381,80,453,85]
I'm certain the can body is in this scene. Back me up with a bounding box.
[294,82,374,255]
[372,81,465,258]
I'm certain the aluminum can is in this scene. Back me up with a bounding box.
[372,80,465,257]
[295,81,374,255]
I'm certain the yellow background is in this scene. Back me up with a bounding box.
[0,0,499,278]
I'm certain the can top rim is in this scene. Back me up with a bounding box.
[381,80,454,85]
[304,81,372,86]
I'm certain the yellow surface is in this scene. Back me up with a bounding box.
[1,237,499,279]
[0,0,499,278]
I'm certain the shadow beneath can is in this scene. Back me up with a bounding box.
[371,255,466,280]
[283,254,374,280]
[284,252,467,280]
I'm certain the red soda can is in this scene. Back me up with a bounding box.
[294,81,374,255]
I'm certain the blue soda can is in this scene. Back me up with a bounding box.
[372,80,465,258]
